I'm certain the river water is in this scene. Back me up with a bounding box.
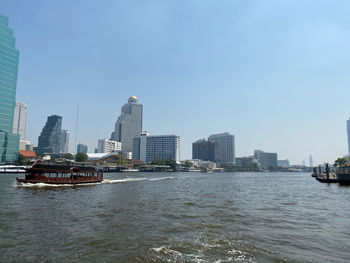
[0,172,349,263]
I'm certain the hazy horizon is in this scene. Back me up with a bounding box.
[2,0,350,164]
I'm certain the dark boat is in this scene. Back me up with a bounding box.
[16,163,103,184]
[336,165,350,185]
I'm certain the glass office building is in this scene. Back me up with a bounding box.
[36,115,62,154]
[0,14,20,163]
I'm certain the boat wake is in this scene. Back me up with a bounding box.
[15,176,176,188]
[102,176,176,184]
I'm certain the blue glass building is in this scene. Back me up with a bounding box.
[0,14,20,163]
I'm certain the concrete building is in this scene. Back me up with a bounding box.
[77,143,88,154]
[19,140,32,151]
[208,132,235,164]
[347,118,350,156]
[236,157,257,166]
[111,96,142,153]
[277,159,290,167]
[60,129,70,153]
[133,133,180,163]
[192,139,219,163]
[0,14,20,163]
[97,139,121,153]
[12,102,27,140]
[35,115,62,154]
[254,150,278,168]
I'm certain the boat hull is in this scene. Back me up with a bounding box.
[336,173,350,185]
[16,178,103,185]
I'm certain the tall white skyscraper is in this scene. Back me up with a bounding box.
[12,102,27,140]
[111,96,142,153]
[60,129,70,153]
[347,118,350,156]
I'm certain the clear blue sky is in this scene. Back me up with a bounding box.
[1,0,350,164]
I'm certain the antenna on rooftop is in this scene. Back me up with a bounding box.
[74,104,79,154]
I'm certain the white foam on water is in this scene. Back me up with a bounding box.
[102,178,148,184]
[148,176,175,181]
[15,176,177,188]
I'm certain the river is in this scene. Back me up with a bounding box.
[0,172,349,262]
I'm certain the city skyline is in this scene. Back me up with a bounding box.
[2,1,350,164]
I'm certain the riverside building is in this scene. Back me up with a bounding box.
[347,118,350,156]
[192,139,219,163]
[60,129,70,153]
[35,115,62,154]
[0,14,20,163]
[97,139,121,153]
[254,150,278,169]
[208,132,235,165]
[133,133,180,163]
[77,143,88,154]
[12,102,27,141]
[111,96,142,153]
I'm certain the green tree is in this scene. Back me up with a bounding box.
[18,154,25,165]
[165,158,178,171]
[151,158,166,165]
[116,154,126,166]
[334,157,348,167]
[75,153,88,162]
[184,160,192,168]
[63,153,74,160]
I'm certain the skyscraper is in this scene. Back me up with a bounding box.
[111,96,142,153]
[208,133,235,164]
[12,102,27,140]
[309,155,313,167]
[0,14,20,163]
[77,143,88,154]
[192,139,219,163]
[35,115,62,154]
[347,118,350,156]
[60,129,70,153]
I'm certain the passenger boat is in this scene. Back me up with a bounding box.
[336,165,350,185]
[16,163,103,184]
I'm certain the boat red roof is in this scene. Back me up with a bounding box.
[19,150,36,158]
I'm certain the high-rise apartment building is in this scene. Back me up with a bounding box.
[60,129,70,153]
[208,133,235,164]
[12,102,27,140]
[97,139,121,153]
[192,139,219,163]
[0,14,20,163]
[111,96,142,153]
[347,118,350,156]
[133,133,180,163]
[254,150,278,168]
[309,155,313,167]
[77,143,88,154]
[35,115,62,154]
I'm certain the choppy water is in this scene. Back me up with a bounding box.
[0,172,349,263]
